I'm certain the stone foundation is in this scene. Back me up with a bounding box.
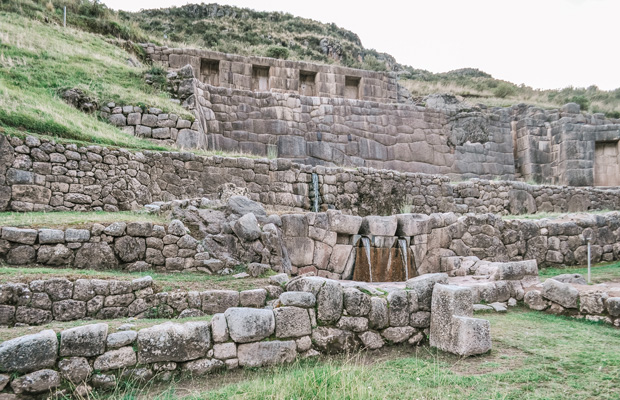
[0,275,490,397]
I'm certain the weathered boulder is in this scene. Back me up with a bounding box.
[607,297,620,316]
[213,342,237,359]
[58,357,92,383]
[210,313,229,342]
[358,331,385,350]
[107,331,138,349]
[279,291,316,308]
[0,329,57,372]
[551,273,587,285]
[237,341,296,367]
[201,290,239,314]
[387,290,409,326]
[74,242,118,269]
[114,236,146,263]
[450,316,492,357]
[10,369,60,395]
[1,227,37,244]
[327,210,362,234]
[38,229,64,244]
[227,196,266,217]
[579,291,608,314]
[137,321,211,363]
[53,299,87,321]
[336,316,368,332]
[317,279,343,324]
[542,279,579,309]
[368,297,389,330]
[93,347,137,371]
[225,308,275,343]
[311,327,359,354]
[343,287,371,317]
[274,306,312,338]
[381,326,416,343]
[285,276,327,296]
[233,213,261,241]
[406,273,448,311]
[396,214,430,236]
[359,216,397,236]
[239,289,267,308]
[181,358,225,375]
[60,323,108,357]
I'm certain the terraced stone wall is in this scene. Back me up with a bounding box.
[2,135,620,216]
[0,275,489,397]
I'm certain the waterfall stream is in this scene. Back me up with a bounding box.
[311,173,320,212]
[398,238,409,281]
[361,237,373,282]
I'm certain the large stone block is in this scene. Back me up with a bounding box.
[359,216,397,236]
[0,329,57,373]
[284,237,315,266]
[311,327,359,354]
[225,308,275,343]
[493,260,538,281]
[387,289,409,327]
[327,210,362,234]
[1,227,37,244]
[279,291,316,308]
[93,347,137,371]
[10,369,60,395]
[450,316,492,357]
[368,296,389,330]
[201,290,239,314]
[317,279,343,325]
[405,273,448,311]
[343,287,371,317]
[74,243,118,269]
[396,214,431,236]
[237,340,297,367]
[542,279,579,309]
[285,276,327,296]
[137,321,211,363]
[60,323,108,357]
[274,306,312,338]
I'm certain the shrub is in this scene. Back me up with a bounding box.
[493,83,516,99]
[265,46,289,59]
[606,110,620,119]
[569,95,590,112]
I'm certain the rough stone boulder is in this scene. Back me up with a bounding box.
[311,327,359,354]
[551,273,587,285]
[359,216,397,236]
[137,321,211,363]
[58,357,92,383]
[0,329,58,373]
[430,284,491,357]
[492,260,538,281]
[279,291,316,308]
[237,341,296,367]
[286,276,327,296]
[10,369,60,395]
[396,213,430,236]
[227,196,266,218]
[406,273,448,311]
[607,298,620,316]
[317,279,343,325]
[541,279,579,309]
[60,323,108,357]
[274,306,312,338]
[343,287,371,317]
[232,213,261,241]
[181,358,225,375]
[327,210,362,234]
[224,308,275,343]
[74,243,118,269]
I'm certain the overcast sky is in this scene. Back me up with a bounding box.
[101,0,620,91]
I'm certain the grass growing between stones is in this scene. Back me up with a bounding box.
[134,309,620,400]
[0,265,271,293]
[502,209,614,221]
[539,261,620,283]
[0,211,167,228]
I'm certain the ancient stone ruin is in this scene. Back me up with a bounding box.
[1,43,620,398]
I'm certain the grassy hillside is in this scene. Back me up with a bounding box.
[0,1,192,150]
[1,0,619,150]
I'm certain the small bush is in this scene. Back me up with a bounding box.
[606,110,620,119]
[493,83,516,99]
[569,95,590,112]
[265,46,289,59]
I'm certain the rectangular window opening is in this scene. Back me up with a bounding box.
[200,59,220,86]
[299,71,317,96]
[252,65,271,92]
[344,76,361,100]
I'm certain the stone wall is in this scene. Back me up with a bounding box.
[3,134,620,216]
[524,278,620,327]
[0,276,279,327]
[144,44,399,104]
[100,102,205,149]
[0,275,490,397]
[0,220,224,273]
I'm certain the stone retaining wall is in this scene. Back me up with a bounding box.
[0,275,490,397]
[3,134,620,216]
[524,278,620,327]
[0,276,279,327]
[0,220,224,273]
[100,103,205,149]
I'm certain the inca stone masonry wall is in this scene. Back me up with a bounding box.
[2,135,620,216]
[0,275,489,397]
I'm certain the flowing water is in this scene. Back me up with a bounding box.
[398,238,409,281]
[361,236,372,282]
[311,173,320,212]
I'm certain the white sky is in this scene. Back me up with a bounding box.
[101,0,620,91]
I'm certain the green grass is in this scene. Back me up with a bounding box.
[539,261,620,283]
[0,211,167,228]
[0,264,271,292]
[0,11,191,150]
[101,309,620,399]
